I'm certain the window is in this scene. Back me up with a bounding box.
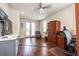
[42,20,47,33]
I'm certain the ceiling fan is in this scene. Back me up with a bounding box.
[34,3,51,11]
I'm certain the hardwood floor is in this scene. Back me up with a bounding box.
[17,38,55,56]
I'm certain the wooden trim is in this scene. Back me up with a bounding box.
[75,3,79,56]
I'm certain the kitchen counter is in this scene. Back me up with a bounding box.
[0,34,18,41]
[0,34,19,56]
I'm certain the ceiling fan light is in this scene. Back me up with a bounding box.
[40,8,43,11]
[39,8,45,14]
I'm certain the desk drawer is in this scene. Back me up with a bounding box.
[57,35,65,49]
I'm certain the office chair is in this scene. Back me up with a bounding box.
[35,31,41,39]
[56,27,76,55]
[63,29,76,55]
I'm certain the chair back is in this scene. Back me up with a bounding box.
[63,30,72,45]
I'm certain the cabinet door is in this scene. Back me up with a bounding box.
[48,21,60,46]
[0,40,15,56]
[48,22,55,35]
[56,21,60,32]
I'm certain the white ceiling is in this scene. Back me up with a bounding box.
[8,3,72,20]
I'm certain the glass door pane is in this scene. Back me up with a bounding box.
[26,22,30,37]
[31,22,35,37]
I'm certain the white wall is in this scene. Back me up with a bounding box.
[9,8,20,36]
[48,4,75,31]
[41,4,76,36]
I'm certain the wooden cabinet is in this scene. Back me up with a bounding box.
[48,21,60,46]
[57,35,65,49]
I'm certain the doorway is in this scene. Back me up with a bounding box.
[26,21,35,37]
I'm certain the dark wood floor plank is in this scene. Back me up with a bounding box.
[17,38,55,56]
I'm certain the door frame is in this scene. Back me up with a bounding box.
[75,3,79,56]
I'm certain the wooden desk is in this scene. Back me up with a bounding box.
[72,35,76,42]
[57,35,65,49]
[57,35,76,49]
[49,47,72,56]
[72,35,76,39]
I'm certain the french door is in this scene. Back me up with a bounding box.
[26,21,35,37]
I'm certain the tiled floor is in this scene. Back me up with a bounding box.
[17,38,55,56]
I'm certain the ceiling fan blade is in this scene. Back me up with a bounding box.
[34,7,40,11]
[42,5,51,9]
[34,3,42,11]
[34,3,51,12]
